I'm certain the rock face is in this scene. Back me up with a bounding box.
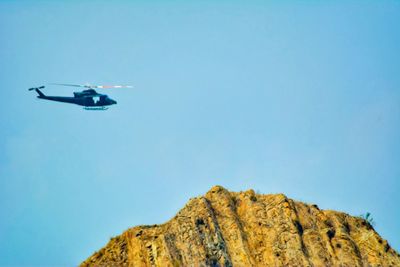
[81,186,400,266]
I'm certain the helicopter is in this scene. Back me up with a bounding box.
[28,83,132,110]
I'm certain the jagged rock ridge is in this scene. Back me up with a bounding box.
[81,186,400,266]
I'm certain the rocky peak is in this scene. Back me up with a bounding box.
[81,186,400,266]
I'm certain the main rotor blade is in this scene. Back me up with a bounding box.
[93,85,133,89]
[49,83,133,89]
[49,83,86,88]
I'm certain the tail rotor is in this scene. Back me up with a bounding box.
[28,86,46,97]
[28,86,45,91]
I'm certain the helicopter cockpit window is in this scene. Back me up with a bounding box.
[93,96,100,104]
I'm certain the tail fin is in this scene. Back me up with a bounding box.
[28,86,46,97]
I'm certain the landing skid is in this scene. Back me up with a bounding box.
[84,106,108,111]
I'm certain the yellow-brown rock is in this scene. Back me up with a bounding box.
[81,186,400,266]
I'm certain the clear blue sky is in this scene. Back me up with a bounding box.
[1,1,399,266]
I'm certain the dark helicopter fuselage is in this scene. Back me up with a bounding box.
[31,88,117,107]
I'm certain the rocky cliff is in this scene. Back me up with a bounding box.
[81,186,400,266]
